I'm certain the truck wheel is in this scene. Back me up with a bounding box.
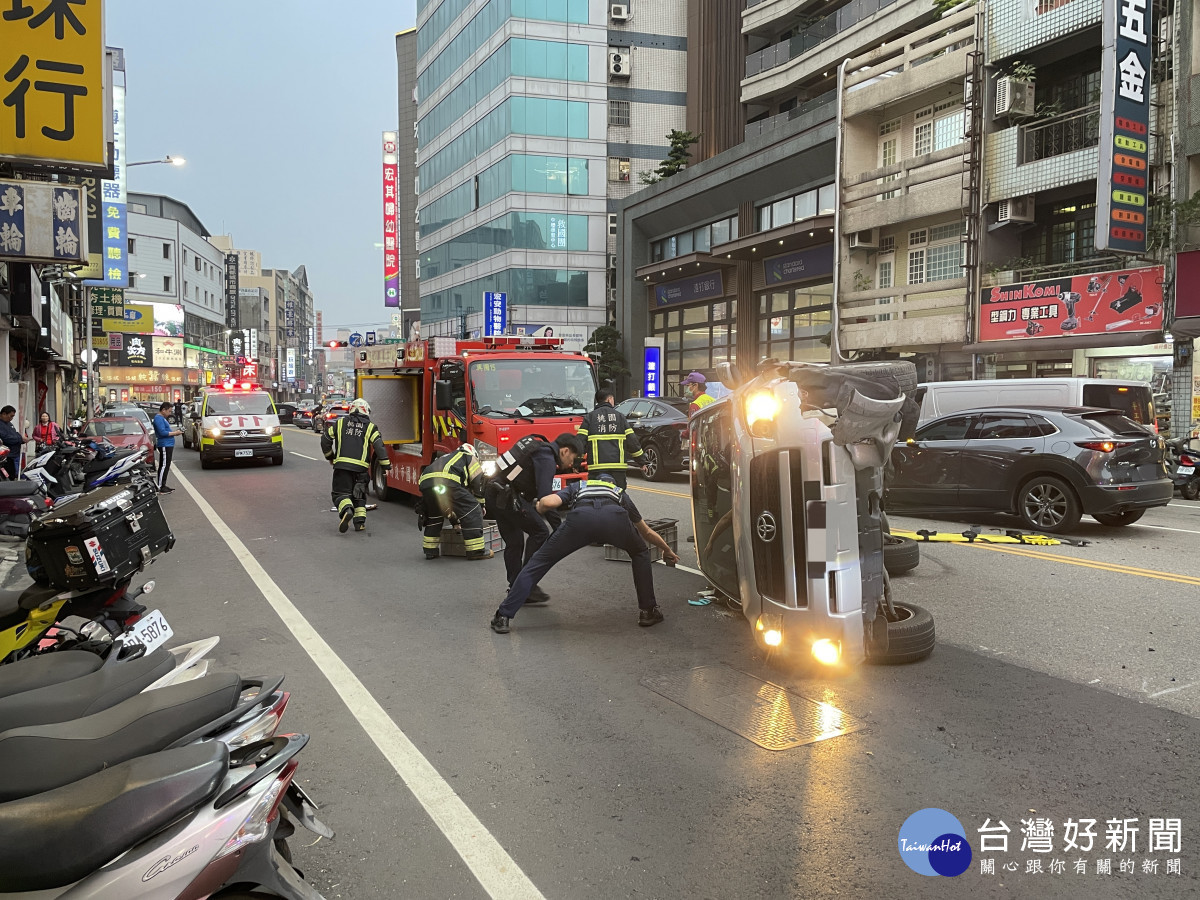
[865,601,935,665]
[200,454,213,470]
[1016,475,1081,533]
[373,463,397,501]
[642,444,666,481]
[831,360,919,393]
[883,533,919,575]
[271,455,283,467]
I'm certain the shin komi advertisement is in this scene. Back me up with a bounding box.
[978,265,1164,342]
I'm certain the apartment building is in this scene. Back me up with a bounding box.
[412,0,686,344]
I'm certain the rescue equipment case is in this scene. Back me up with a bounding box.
[27,480,174,590]
[604,517,678,564]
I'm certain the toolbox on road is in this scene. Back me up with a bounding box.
[605,517,679,564]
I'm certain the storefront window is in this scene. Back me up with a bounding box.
[648,297,738,388]
[755,280,833,363]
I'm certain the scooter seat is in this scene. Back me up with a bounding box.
[0,584,61,633]
[0,646,174,731]
[0,671,241,801]
[0,481,39,497]
[0,649,103,700]
[0,741,228,892]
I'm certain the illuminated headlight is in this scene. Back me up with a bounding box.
[755,613,784,648]
[209,427,222,437]
[763,628,783,647]
[264,425,276,435]
[812,638,841,665]
[481,459,498,477]
[474,439,498,461]
[745,390,781,434]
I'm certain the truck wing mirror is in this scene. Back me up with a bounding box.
[434,380,453,411]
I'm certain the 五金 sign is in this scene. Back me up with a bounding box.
[0,0,107,167]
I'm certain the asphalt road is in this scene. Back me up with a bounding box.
[141,426,1200,899]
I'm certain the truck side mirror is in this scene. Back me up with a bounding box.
[435,380,453,411]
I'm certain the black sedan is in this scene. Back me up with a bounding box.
[275,403,298,425]
[886,406,1170,532]
[292,402,317,429]
[615,397,690,481]
[312,402,352,436]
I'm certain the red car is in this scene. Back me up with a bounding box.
[85,416,155,465]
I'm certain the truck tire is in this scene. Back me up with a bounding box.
[831,360,919,393]
[865,601,935,665]
[373,463,397,501]
[200,454,213,470]
[883,533,919,575]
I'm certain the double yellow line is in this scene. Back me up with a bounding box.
[967,542,1200,587]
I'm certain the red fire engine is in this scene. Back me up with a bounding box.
[354,336,597,499]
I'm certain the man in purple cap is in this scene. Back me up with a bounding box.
[681,372,715,417]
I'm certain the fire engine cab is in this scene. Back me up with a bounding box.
[355,336,598,499]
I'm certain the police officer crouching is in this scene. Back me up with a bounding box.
[485,432,584,605]
[577,388,644,489]
[489,473,679,634]
[419,438,492,560]
[321,397,389,532]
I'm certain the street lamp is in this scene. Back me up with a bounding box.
[127,155,186,168]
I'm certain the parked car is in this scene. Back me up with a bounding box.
[886,406,1171,532]
[614,397,690,481]
[292,401,316,429]
[275,402,298,425]
[84,416,154,465]
[103,405,153,434]
[312,402,352,436]
[182,398,203,449]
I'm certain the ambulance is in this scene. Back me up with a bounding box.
[354,336,597,498]
[194,381,284,469]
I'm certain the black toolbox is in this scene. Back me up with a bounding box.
[27,480,175,591]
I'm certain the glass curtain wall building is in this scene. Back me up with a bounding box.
[415,0,609,338]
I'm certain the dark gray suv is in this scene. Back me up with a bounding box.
[887,406,1171,532]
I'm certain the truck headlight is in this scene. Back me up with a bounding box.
[755,614,784,648]
[745,391,781,435]
[209,427,222,437]
[812,639,841,665]
[264,425,276,435]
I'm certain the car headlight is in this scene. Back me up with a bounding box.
[209,427,222,437]
[264,425,276,435]
[745,390,781,435]
[474,440,498,461]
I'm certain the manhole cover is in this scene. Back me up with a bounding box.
[641,664,864,751]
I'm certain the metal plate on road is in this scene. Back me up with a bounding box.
[641,664,863,751]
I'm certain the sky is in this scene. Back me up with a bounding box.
[107,0,418,336]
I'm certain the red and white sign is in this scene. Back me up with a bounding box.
[383,131,399,309]
[978,265,1164,342]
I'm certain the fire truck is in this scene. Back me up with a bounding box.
[354,336,598,499]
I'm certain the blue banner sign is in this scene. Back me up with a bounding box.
[643,344,663,397]
[484,291,507,336]
[655,271,724,307]
[763,246,834,286]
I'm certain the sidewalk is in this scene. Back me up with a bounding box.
[0,537,28,590]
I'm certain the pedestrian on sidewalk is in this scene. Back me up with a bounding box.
[152,402,182,494]
[0,407,23,479]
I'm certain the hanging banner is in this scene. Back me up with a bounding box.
[978,265,1164,341]
[1096,0,1153,254]
[0,180,86,263]
[225,252,240,329]
[83,64,128,288]
[383,131,400,308]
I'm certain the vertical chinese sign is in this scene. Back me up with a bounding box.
[383,131,400,308]
[0,0,107,167]
[1096,0,1152,254]
[484,291,506,337]
[84,52,126,289]
[224,253,239,330]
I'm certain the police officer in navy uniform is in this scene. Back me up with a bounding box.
[487,432,584,604]
[419,438,492,560]
[576,388,644,489]
[321,397,389,532]
[489,474,679,634]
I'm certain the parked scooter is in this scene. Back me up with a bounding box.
[22,436,147,501]
[1166,436,1200,501]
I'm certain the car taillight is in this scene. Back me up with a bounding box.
[1075,440,1130,453]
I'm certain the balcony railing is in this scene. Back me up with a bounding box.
[1020,104,1100,163]
[744,0,901,78]
[743,89,837,140]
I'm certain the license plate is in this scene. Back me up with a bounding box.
[235,449,253,458]
[124,609,173,654]
[552,477,562,490]
[1178,466,1195,475]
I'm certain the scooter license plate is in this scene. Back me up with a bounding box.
[234,449,254,458]
[1178,466,1195,475]
[124,609,173,654]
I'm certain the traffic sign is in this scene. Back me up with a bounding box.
[349,332,364,347]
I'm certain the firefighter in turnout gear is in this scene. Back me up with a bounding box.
[576,388,644,489]
[485,432,585,604]
[419,439,492,560]
[489,474,679,634]
[321,397,389,532]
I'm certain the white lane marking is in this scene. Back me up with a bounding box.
[1148,682,1198,698]
[174,469,546,900]
[1138,523,1200,536]
[289,451,318,460]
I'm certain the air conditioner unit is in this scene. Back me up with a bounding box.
[608,254,618,269]
[849,228,880,249]
[995,76,1036,117]
[608,48,631,78]
[997,195,1036,224]
[608,288,618,304]
[610,3,630,21]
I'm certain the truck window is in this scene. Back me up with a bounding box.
[440,362,467,417]
[1081,384,1152,426]
[691,406,738,598]
[469,360,595,417]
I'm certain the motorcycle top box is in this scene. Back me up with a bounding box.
[27,480,174,591]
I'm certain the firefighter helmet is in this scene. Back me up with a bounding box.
[349,398,371,416]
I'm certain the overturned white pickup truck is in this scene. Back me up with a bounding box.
[689,359,932,667]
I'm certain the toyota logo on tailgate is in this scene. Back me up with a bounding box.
[756,512,777,543]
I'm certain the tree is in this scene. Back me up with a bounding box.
[583,325,631,387]
[638,130,702,185]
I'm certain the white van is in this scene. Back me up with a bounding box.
[914,378,1155,428]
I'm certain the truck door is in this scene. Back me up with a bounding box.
[434,361,467,452]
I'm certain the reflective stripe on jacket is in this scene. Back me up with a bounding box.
[420,448,484,496]
[577,404,643,472]
[689,393,715,416]
[324,413,385,471]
